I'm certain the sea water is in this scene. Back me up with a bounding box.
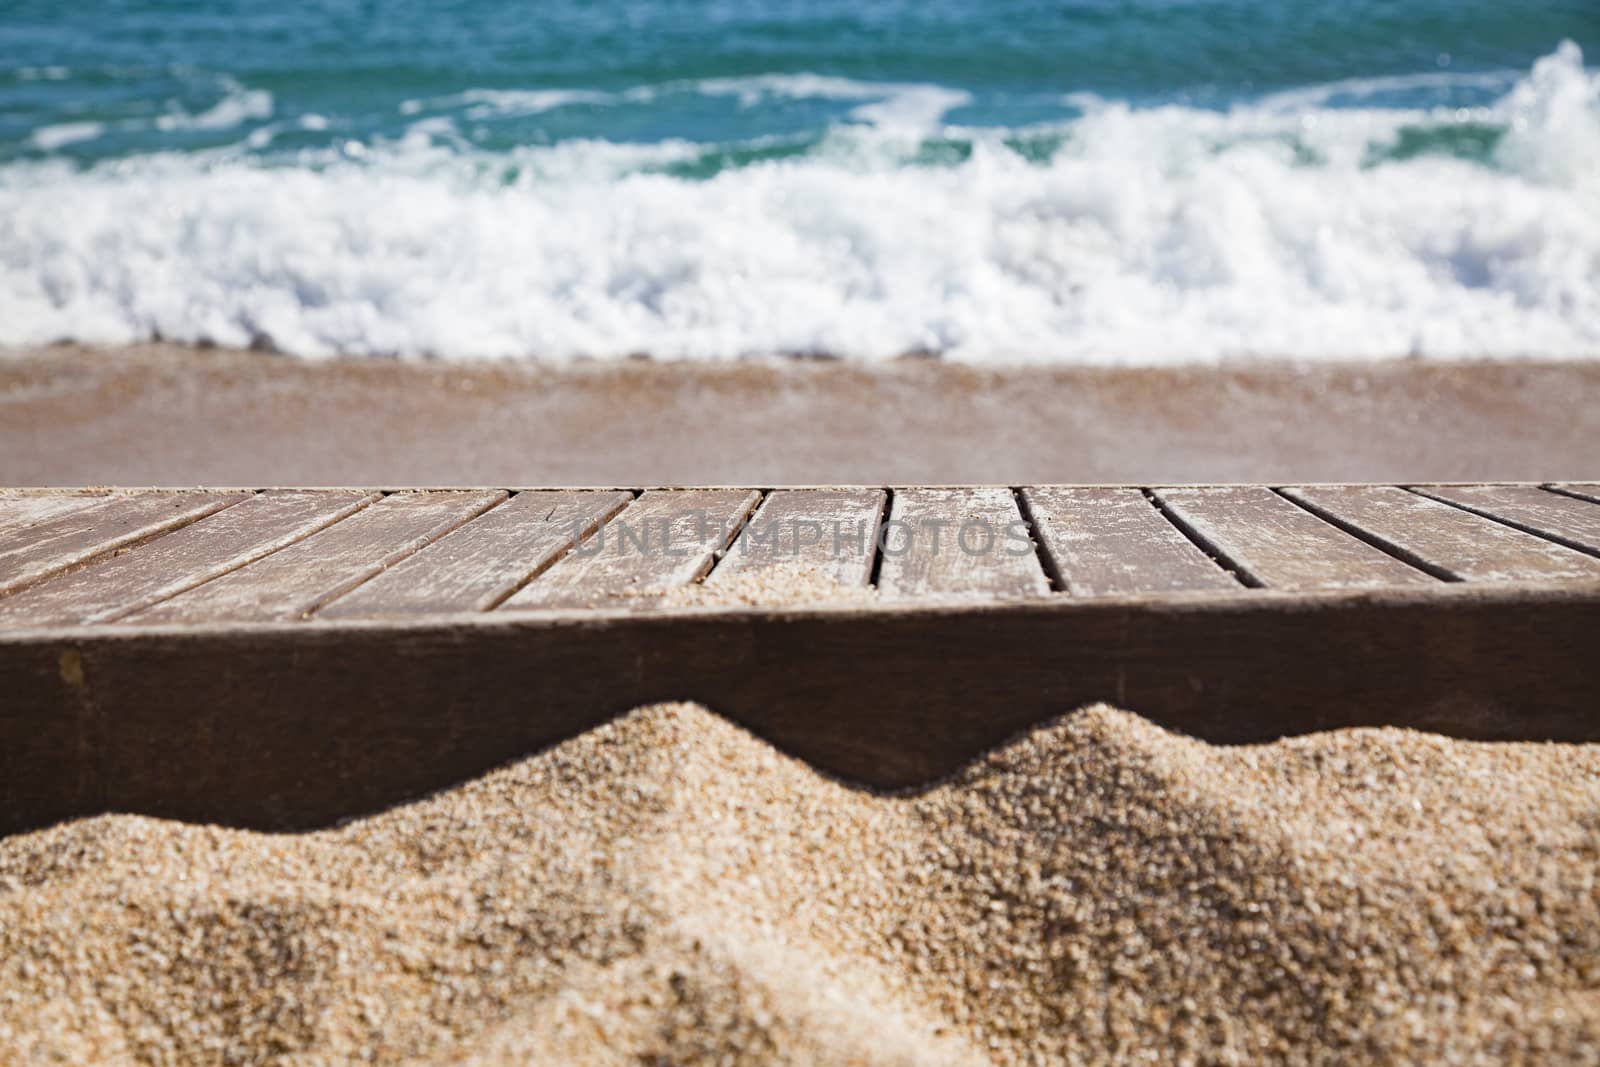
[1,0,1596,363]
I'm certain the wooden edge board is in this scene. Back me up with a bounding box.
[7,576,1600,634]
[4,581,1596,834]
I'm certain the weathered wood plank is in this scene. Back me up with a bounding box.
[321,490,632,618]
[0,491,113,531]
[0,491,244,597]
[704,489,887,603]
[502,489,761,610]
[1157,486,1433,590]
[1548,484,1600,506]
[1413,485,1600,557]
[1025,487,1237,596]
[1282,485,1600,583]
[5,586,1597,832]
[0,492,376,627]
[877,487,1048,598]
[128,491,505,622]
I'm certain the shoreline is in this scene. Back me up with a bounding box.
[4,344,1599,486]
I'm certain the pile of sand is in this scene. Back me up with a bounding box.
[3,703,1598,1064]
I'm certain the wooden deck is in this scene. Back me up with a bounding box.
[3,484,1598,832]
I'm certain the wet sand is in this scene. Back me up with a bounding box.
[3,344,1599,486]
[3,703,1597,1064]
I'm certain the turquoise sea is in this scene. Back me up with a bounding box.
[2,0,1597,362]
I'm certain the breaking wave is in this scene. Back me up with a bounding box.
[0,43,1595,363]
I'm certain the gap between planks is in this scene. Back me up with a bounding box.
[1406,485,1600,561]
[1281,485,1600,584]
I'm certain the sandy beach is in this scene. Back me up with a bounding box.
[4,345,1600,486]
[7,1,1600,1058]
[5,346,1600,1063]
[3,702,1597,1064]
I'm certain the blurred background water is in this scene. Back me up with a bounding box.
[1,0,1596,362]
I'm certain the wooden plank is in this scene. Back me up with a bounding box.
[1024,487,1237,596]
[0,491,244,597]
[704,489,887,603]
[127,491,505,622]
[1281,485,1600,583]
[321,490,632,618]
[1157,486,1433,591]
[1413,485,1600,557]
[0,491,113,530]
[501,489,761,610]
[1548,484,1600,506]
[5,585,1598,832]
[0,492,376,627]
[877,487,1048,598]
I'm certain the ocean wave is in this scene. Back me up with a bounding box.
[1252,69,1523,112]
[0,43,1595,363]
[398,73,975,135]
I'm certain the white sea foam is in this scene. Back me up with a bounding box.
[688,72,906,105]
[402,88,612,119]
[155,84,274,132]
[404,73,969,130]
[28,122,104,151]
[1253,69,1520,112]
[1,44,1596,363]
[848,86,972,132]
